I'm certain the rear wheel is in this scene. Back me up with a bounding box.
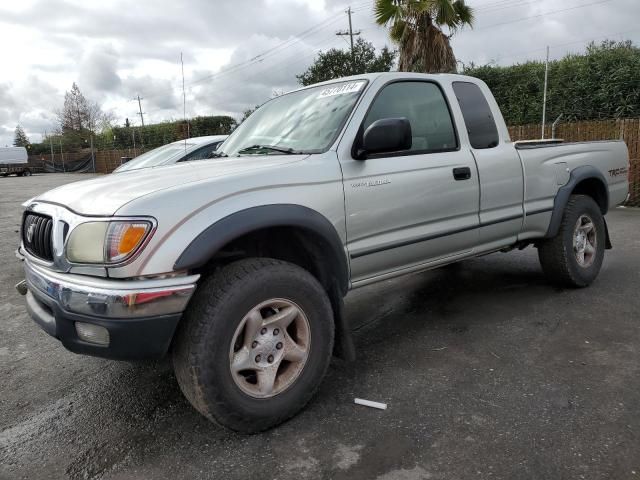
[538,194,605,287]
[172,258,334,432]
[22,169,32,177]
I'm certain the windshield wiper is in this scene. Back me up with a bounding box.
[236,144,302,155]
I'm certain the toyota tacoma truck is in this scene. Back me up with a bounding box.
[16,73,630,432]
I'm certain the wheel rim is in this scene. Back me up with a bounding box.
[573,214,597,268]
[229,298,311,399]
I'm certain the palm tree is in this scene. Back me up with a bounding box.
[375,0,474,73]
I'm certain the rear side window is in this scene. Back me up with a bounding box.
[364,81,457,153]
[452,82,499,149]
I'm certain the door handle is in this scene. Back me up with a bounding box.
[453,167,471,181]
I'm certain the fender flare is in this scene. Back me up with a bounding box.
[173,204,349,294]
[545,165,609,238]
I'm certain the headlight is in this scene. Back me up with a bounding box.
[66,220,153,264]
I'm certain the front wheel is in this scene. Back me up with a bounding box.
[538,194,605,287]
[172,258,334,433]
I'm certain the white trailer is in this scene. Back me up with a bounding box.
[0,147,31,176]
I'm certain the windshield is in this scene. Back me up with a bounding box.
[220,80,367,156]
[115,143,195,172]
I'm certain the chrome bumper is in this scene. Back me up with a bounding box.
[22,259,199,319]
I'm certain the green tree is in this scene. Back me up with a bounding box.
[374,0,474,73]
[296,38,396,86]
[13,125,30,147]
[106,115,238,150]
[464,40,640,125]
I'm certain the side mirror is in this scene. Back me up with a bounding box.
[357,118,412,159]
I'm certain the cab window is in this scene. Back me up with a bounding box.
[452,82,499,149]
[363,81,457,154]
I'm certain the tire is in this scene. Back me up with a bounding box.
[538,194,605,287]
[172,258,334,433]
[22,169,32,177]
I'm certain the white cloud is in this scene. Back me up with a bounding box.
[0,0,639,145]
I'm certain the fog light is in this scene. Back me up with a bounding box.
[75,322,110,346]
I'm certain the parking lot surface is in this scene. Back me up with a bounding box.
[1,173,639,480]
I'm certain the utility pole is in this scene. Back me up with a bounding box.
[59,137,65,173]
[541,46,550,139]
[90,134,95,173]
[181,52,190,147]
[135,95,146,149]
[336,7,361,73]
[136,95,145,128]
[46,131,55,167]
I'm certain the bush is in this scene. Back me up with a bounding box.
[464,40,640,125]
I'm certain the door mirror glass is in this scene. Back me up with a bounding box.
[359,118,412,158]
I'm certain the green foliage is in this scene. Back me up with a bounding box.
[296,38,396,86]
[28,142,51,155]
[13,125,30,147]
[99,115,237,150]
[27,115,237,155]
[464,40,640,125]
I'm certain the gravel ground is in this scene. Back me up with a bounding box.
[1,173,639,480]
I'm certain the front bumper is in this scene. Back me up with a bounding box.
[20,260,199,360]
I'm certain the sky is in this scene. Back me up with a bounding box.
[0,0,638,146]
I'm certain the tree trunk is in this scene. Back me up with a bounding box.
[397,14,457,73]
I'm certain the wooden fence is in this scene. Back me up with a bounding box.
[508,118,639,206]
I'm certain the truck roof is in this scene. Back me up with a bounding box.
[299,72,486,90]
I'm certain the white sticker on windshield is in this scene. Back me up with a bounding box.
[317,81,365,99]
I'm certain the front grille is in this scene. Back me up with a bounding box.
[22,213,54,261]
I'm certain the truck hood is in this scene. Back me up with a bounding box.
[34,155,307,216]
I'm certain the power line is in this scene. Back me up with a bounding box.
[141,12,349,103]
[472,0,615,31]
[183,14,346,88]
[142,31,348,117]
[490,27,640,63]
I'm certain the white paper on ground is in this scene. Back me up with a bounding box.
[354,398,387,410]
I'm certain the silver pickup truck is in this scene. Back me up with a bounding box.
[16,73,629,432]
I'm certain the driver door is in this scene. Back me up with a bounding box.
[339,80,480,284]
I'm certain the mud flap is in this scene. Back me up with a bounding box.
[604,218,612,250]
[330,283,356,362]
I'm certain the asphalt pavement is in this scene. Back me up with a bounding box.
[1,173,639,480]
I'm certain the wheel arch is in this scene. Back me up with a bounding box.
[174,204,349,295]
[545,166,609,238]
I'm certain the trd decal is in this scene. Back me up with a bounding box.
[608,167,628,177]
